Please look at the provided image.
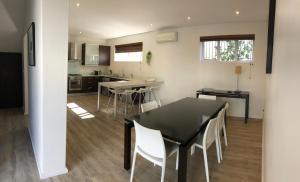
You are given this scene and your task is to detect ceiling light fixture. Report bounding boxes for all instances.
[235,11,240,15]
[79,32,82,34]
[150,24,153,27]
[76,2,80,7]
[187,16,191,20]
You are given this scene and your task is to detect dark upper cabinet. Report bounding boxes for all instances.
[81,43,86,65]
[99,45,110,66]
[81,44,111,66]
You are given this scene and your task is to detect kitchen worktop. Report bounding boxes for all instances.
[69,74,131,80]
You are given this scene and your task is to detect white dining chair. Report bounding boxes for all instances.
[130,121,179,182]
[141,100,160,113]
[191,117,220,182]
[198,94,217,100]
[216,106,228,161]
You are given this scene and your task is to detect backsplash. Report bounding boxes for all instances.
[68,60,109,75]
[68,60,80,74]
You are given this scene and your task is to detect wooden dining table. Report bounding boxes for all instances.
[124,97,226,182]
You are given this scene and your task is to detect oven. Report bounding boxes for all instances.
[69,75,82,91]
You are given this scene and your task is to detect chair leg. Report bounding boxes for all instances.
[218,133,223,161]
[161,162,166,182]
[130,151,137,182]
[176,151,179,170]
[223,125,228,146]
[203,149,210,182]
[125,95,128,115]
[107,93,112,109]
[191,145,195,155]
[215,138,221,164]
[138,93,141,113]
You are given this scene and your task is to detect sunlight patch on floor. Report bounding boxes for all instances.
[67,103,95,119]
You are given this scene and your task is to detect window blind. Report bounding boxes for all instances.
[200,34,255,42]
[115,42,143,53]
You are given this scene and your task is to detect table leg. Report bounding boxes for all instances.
[114,90,117,118]
[124,122,131,170]
[97,84,101,111]
[245,96,249,124]
[178,145,188,182]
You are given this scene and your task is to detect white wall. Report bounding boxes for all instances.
[263,0,300,181]
[107,22,268,119]
[25,0,68,179]
[0,0,26,52]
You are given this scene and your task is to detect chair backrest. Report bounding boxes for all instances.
[137,87,152,94]
[141,100,159,112]
[198,95,217,100]
[202,117,218,149]
[133,120,165,159]
[217,108,226,132]
[225,102,229,110]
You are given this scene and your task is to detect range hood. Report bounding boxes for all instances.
[68,42,80,60]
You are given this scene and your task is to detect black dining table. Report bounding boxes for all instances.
[124,97,226,182]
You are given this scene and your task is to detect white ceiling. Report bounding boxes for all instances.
[69,0,269,39]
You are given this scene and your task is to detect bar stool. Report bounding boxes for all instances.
[107,88,139,115]
[106,88,121,109]
[150,85,162,107]
[120,89,138,115]
[133,87,152,113]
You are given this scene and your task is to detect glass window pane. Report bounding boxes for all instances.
[201,39,254,62]
[237,40,254,61]
[115,52,143,62]
[219,40,236,62]
[203,41,218,60]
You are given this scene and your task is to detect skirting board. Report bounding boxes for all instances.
[39,167,68,179]
[227,116,262,122]
[28,128,68,179]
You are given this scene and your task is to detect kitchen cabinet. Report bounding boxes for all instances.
[68,76,125,94]
[82,44,99,65]
[82,44,111,66]
[82,76,98,92]
[99,45,110,66]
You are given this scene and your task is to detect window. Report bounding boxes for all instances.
[114,42,143,62]
[200,34,255,62]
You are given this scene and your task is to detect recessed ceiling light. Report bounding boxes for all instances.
[187,16,191,20]
[235,11,240,15]
[76,3,80,7]
[79,32,82,34]
[150,24,153,27]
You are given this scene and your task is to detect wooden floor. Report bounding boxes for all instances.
[0,95,262,182]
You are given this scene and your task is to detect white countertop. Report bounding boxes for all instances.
[98,80,164,90]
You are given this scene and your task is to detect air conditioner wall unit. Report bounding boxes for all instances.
[156,31,178,43]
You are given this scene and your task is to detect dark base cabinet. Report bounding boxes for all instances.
[68,76,128,94]
[0,53,23,108]
[82,76,98,92]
